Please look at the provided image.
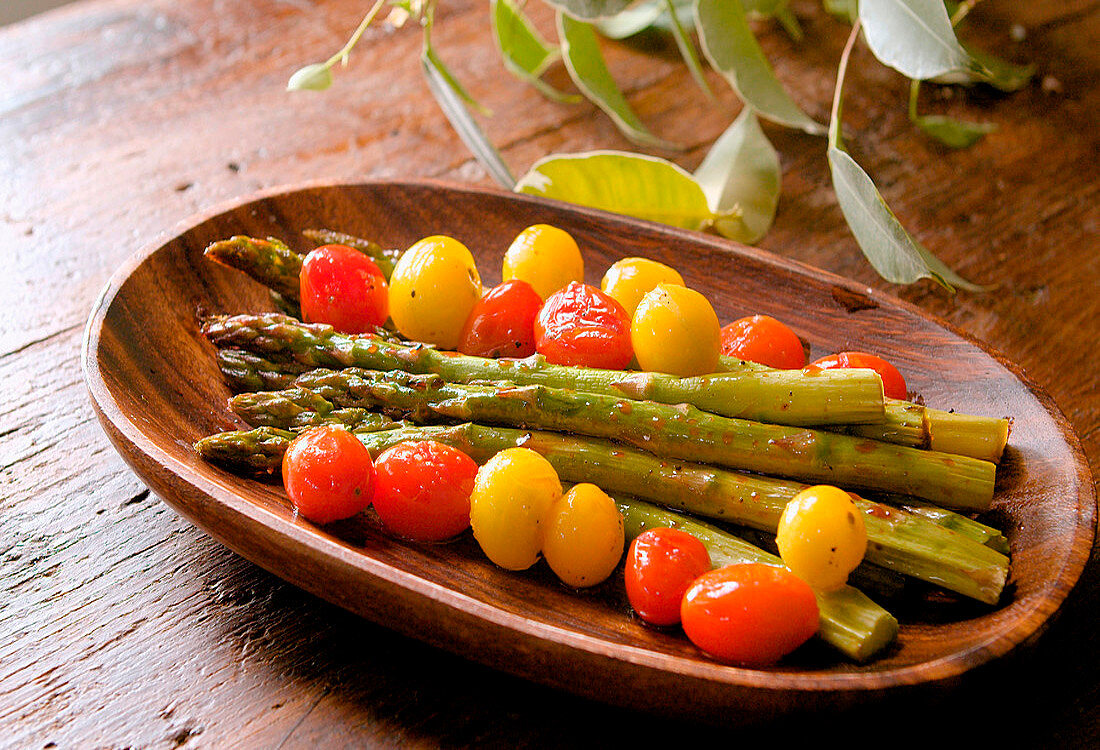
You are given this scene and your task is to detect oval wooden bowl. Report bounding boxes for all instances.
[82,181,1095,723]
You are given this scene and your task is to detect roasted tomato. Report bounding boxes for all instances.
[719,314,806,370]
[372,440,479,543]
[624,528,712,626]
[388,235,482,349]
[542,483,624,588]
[281,425,377,524]
[631,284,721,377]
[808,351,907,400]
[300,244,389,334]
[776,485,867,591]
[534,282,633,370]
[502,224,584,301]
[457,279,543,358]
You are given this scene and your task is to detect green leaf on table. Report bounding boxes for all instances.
[662,0,714,98]
[421,50,516,189]
[694,0,826,134]
[827,146,985,290]
[557,12,680,149]
[515,151,726,230]
[693,108,781,243]
[859,0,973,80]
[914,114,996,149]
[541,0,636,21]
[491,0,580,103]
[287,62,334,92]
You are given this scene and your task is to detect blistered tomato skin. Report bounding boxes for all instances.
[469,448,562,570]
[630,284,721,377]
[281,426,377,525]
[680,564,819,666]
[625,528,712,626]
[600,257,685,318]
[388,235,482,349]
[534,282,634,370]
[776,485,868,591]
[502,224,584,301]
[542,484,625,588]
[300,244,389,334]
[808,351,907,400]
[720,315,806,370]
[457,279,543,358]
[372,441,478,543]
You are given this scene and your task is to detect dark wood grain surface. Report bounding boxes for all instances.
[3,0,1097,747]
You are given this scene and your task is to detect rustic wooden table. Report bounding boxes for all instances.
[3,0,1097,746]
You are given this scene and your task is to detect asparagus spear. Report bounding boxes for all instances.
[615,496,898,662]
[204,236,304,302]
[235,368,996,510]
[202,313,887,427]
[195,422,1009,604]
[216,349,309,392]
[720,355,1010,462]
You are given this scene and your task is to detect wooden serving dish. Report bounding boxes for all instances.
[82,181,1095,723]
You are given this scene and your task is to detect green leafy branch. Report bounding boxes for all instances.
[288,0,1032,291]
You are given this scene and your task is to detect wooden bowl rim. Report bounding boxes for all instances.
[81,178,1098,701]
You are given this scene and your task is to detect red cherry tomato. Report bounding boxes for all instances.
[458,279,543,358]
[372,441,478,542]
[680,563,819,666]
[625,528,712,626]
[300,244,389,334]
[719,315,806,370]
[807,351,907,400]
[282,425,377,524]
[534,281,633,369]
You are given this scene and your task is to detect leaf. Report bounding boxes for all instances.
[933,42,1035,91]
[515,151,722,230]
[694,0,826,134]
[827,145,985,290]
[859,0,973,80]
[662,0,713,98]
[693,108,781,243]
[541,0,636,21]
[914,114,996,149]
[287,63,335,92]
[593,2,666,38]
[557,12,680,149]
[421,50,516,189]
[491,0,580,103]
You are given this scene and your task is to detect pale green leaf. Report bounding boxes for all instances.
[859,0,973,80]
[915,114,996,148]
[693,108,780,243]
[515,151,719,230]
[541,0,635,21]
[827,145,986,291]
[421,51,516,189]
[287,63,334,92]
[557,13,680,149]
[594,2,665,38]
[491,0,580,103]
[694,0,826,134]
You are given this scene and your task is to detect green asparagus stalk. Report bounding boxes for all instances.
[237,368,996,510]
[615,496,898,661]
[895,498,1010,554]
[204,236,304,302]
[202,313,888,427]
[302,228,402,279]
[195,422,1009,604]
[216,349,310,392]
[719,355,1010,462]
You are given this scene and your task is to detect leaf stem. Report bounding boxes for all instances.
[828,19,862,149]
[325,0,388,69]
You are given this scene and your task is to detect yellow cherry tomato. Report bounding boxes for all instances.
[600,257,685,317]
[542,483,625,588]
[388,235,482,349]
[502,224,584,301]
[776,485,868,591]
[629,283,720,376]
[469,448,562,571]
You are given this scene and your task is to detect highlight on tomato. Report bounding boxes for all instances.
[457,279,543,359]
[371,440,479,543]
[624,528,712,626]
[534,281,633,370]
[720,314,806,370]
[281,425,377,525]
[808,351,907,400]
[299,244,389,334]
[680,563,819,667]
